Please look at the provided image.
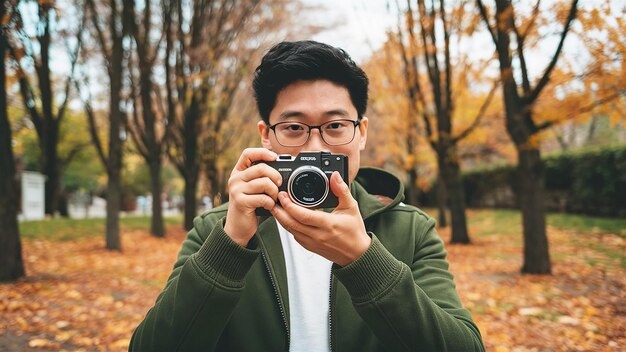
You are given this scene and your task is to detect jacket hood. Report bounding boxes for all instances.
[351,167,405,220]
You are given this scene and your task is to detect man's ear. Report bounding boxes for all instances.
[358,116,368,151]
[257,120,273,149]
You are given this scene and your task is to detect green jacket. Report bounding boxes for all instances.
[130,168,484,351]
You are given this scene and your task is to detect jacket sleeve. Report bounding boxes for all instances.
[332,213,485,351]
[129,212,260,351]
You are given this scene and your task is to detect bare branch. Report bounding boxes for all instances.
[475,0,498,46]
[76,82,108,168]
[535,120,554,132]
[526,0,579,104]
[124,105,149,160]
[573,90,625,116]
[57,9,86,125]
[85,0,112,68]
[552,128,569,151]
[536,89,626,133]
[6,44,43,136]
[511,10,531,95]
[60,142,89,167]
[396,0,434,148]
[165,140,185,178]
[398,1,437,144]
[417,0,440,95]
[453,80,499,143]
[440,0,453,122]
[126,71,150,159]
[521,0,542,39]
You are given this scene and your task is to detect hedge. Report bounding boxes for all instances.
[418,145,626,217]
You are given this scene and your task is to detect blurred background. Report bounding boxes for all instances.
[1,0,624,351]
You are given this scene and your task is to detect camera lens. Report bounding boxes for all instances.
[288,166,329,207]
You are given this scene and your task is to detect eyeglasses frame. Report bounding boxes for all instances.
[267,118,362,147]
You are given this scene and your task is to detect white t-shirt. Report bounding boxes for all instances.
[276,219,332,352]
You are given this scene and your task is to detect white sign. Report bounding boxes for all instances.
[21,171,46,220]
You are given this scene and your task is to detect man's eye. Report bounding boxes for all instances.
[283,124,305,131]
[327,122,346,129]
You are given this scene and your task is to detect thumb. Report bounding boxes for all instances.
[330,171,354,209]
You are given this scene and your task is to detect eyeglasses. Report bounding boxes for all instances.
[267,119,361,147]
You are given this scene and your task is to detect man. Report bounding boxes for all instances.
[130,40,484,351]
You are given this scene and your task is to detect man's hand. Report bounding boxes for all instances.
[270,171,371,266]
[224,148,281,247]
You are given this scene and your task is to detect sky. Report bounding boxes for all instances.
[301,0,620,80]
[25,0,614,111]
[306,0,398,63]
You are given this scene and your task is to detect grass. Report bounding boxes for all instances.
[19,216,183,241]
[423,207,626,269]
[18,210,625,268]
[21,209,625,242]
[423,208,625,237]
[546,213,626,238]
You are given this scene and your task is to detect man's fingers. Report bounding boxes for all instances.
[275,192,323,226]
[239,194,276,211]
[238,163,282,186]
[271,200,318,234]
[234,148,277,172]
[243,177,279,201]
[329,172,355,209]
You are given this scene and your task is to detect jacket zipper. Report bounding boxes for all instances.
[260,250,290,349]
[328,273,335,352]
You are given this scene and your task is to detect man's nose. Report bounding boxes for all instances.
[304,128,328,151]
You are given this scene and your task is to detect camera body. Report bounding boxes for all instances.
[255,151,349,216]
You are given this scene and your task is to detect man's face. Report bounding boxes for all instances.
[257,79,368,183]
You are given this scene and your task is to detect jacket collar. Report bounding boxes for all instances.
[351,167,404,221]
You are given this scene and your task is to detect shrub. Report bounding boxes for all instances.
[418,145,626,217]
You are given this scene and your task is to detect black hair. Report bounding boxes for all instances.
[253,40,369,124]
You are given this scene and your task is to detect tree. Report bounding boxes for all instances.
[0,0,25,282]
[79,0,133,250]
[7,0,85,217]
[161,0,260,230]
[13,108,96,214]
[125,0,167,237]
[396,0,497,243]
[476,0,580,273]
[163,0,308,230]
[362,36,436,209]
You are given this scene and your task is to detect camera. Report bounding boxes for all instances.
[255,151,349,216]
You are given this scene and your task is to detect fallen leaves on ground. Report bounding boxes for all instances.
[1,213,624,351]
[0,227,186,351]
[441,213,625,352]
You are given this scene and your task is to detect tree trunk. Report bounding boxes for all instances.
[1,22,26,281]
[436,173,448,227]
[182,95,201,231]
[518,147,551,274]
[42,136,61,217]
[206,157,220,207]
[183,111,199,231]
[149,157,165,237]
[105,37,124,251]
[183,171,198,231]
[406,167,419,206]
[0,161,25,281]
[58,191,69,217]
[105,162,122,250]
[441,156,470,244]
